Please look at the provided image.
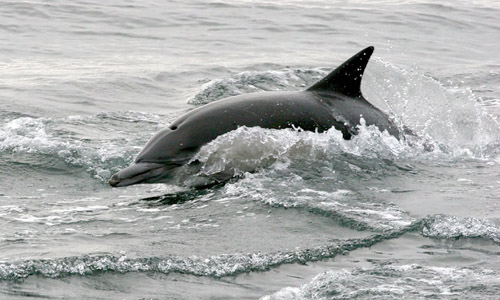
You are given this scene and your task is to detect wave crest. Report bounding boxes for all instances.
[262,264,500,300]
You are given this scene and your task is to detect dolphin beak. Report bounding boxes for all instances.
[109,162,171,187]
[108,175,122,187]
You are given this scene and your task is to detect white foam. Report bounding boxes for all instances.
[422,214,500,243]
[262,264,500,300]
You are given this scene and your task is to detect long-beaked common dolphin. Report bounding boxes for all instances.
[109,46,402,187]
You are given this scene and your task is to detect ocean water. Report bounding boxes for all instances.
[1,0,500,299]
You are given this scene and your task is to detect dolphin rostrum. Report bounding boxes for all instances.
[109,46,402,187]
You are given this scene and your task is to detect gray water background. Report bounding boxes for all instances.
[1,0,500,299]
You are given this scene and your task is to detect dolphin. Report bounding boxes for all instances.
[109,46,402,187]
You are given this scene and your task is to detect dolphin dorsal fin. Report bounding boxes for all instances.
[306,46,374,98]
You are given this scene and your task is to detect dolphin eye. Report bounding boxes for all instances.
[170,125,178,130]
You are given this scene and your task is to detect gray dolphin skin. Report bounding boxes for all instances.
[109,46,401,187]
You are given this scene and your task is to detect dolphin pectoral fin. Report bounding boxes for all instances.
[306,46,374,98]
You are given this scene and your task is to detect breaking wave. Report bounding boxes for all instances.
[0,112,169,181]
[1,213,498,281]
[0,223,420,281]
[262,264,500,300]
[188,67,326,105]
[422,214,500,244]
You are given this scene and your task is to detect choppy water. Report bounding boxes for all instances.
[1,0,500,299]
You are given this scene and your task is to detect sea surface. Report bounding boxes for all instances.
[1,0,500,299]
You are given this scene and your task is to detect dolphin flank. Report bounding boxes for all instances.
[109,46,402,187]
